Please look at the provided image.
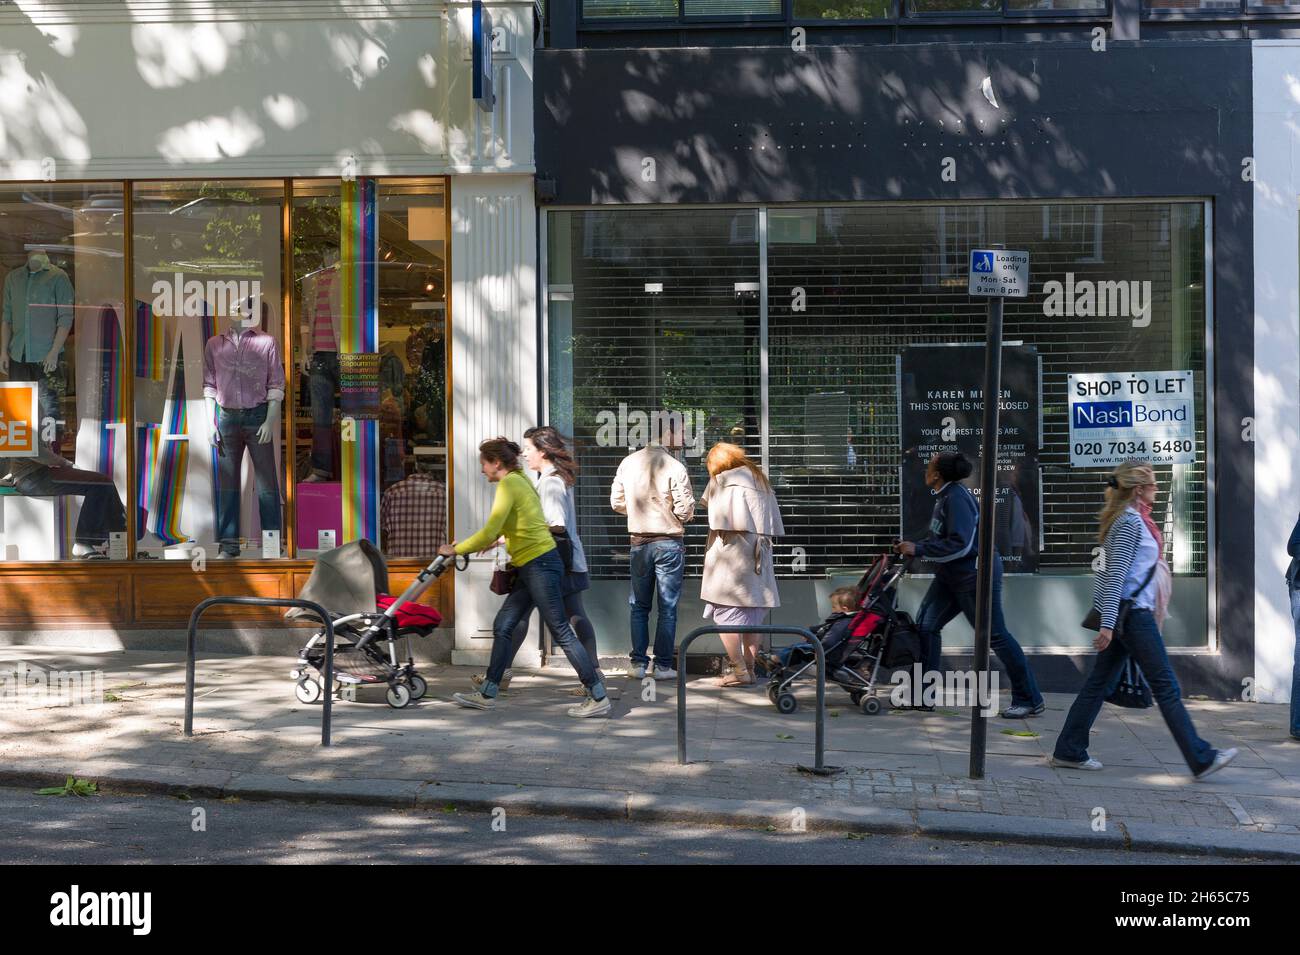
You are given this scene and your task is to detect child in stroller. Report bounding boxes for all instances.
[760,554,920,715]
[757,587,859,673]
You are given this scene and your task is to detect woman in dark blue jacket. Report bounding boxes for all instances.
[895,451,1043,717]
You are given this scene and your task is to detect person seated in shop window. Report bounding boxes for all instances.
[1,442,126,558]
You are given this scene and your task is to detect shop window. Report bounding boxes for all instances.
[548,208,760,579]
[1144,0,1239,9]
[908,0,999,12]
[132,180,286,561]
[582,0,680,17]
[925,206,986,288]
[290,178,448,561]
[684,0,782,13]
[794,0,894,19]
[1042,204,1103,263]
[549,201,1209,651]
[0,183,127,561]
[1006,0,1106,9]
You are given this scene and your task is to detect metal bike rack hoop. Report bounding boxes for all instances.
[676,624,841,776]
[184,597,337,747]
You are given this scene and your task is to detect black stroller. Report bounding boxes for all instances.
[288,540,466,709]
[765,553,920,715]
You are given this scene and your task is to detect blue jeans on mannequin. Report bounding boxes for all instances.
[306,351,338,478]
[215,402,281,557]
[10,359,62,445]
[478,549,605,700]
[916,561,1043,710]
[1053,608,1216,774]
[628,538,685,670]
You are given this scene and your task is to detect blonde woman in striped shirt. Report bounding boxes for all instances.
[1049,461,1236,780]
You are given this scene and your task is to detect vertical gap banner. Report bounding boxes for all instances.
[340,178,379,546]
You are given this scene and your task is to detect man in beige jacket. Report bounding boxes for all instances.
[611,415,696,680]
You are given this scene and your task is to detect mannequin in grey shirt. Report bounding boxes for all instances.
[1,250,74,435]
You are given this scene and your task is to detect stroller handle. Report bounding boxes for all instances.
[354,551,467,650]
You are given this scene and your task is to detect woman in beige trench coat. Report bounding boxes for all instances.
[700,443,785,687]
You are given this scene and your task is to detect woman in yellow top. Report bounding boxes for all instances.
[438,437,609,717]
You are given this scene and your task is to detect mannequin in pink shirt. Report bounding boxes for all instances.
[203,296,284,558]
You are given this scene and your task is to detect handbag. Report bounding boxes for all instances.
[489,547,516,596]
[1105,659,1154,709]
[1082,562,1158,637]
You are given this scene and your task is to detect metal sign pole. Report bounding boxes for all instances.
[964,242,1028,781]
[969,292,1003,780]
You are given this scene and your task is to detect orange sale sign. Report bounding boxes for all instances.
[0,382,39,456]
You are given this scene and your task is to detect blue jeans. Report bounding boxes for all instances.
[1053,609,1216,774]
[14,464,126,546]
[215,403,281,556]
[1290,587,1300,738]
[628,538,685,669]
[307,351,338,478]
[480,548,604,700]
[10,359,61,439]
[916,569,1043,709]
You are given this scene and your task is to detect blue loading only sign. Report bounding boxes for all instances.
[969,249,1030,298]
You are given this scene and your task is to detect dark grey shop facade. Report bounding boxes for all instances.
[532,13,1260,697]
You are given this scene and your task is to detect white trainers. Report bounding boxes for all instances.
[652,666,678,681]
[1194,747,1238,781]
[567,695,611,718]
[629,663,647,679]
[452,691,496,710]
[1047,755,1103,771]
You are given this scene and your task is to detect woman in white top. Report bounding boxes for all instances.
[1050,461,1236,779]
[473,426,603,696]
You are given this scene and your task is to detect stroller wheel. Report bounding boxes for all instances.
[776,693,798,715]
[849,691,863,707]
[861,696,882,716]
[766,684,780,705]
[408,674,428,700]
[294,678,322,705]
[386,684,412,709]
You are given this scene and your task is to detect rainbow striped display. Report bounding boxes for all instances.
[135,300,163,381]
[96,305,124,479]
[143,301,214,548]
[136,423,160,540]
[200,309,219,541]
[339,178,379,546]
[148,357,190,546]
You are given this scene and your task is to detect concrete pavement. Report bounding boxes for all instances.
[1,646,1298,860]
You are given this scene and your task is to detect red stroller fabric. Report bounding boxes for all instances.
[376,594,443,631]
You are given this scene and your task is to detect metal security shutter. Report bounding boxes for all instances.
[550,209,761,577]
[767,201,1206,578]
[551,201,1207,582]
